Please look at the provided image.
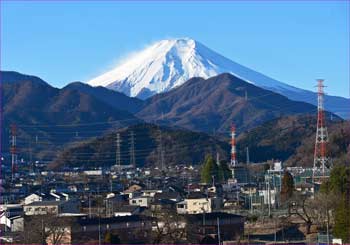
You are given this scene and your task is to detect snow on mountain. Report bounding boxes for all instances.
[88,38,296,98]
[87,38,349,118]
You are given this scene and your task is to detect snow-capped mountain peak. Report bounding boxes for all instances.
[87,37,293,99]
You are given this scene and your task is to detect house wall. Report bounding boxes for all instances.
[24,194,42,205]
[129,197,151,207]
[24,205,59,216]
[186,198,212,214]
[12,217,24,232]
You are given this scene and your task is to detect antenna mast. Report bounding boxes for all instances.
[313,79,330,181]
[230,124,237,167]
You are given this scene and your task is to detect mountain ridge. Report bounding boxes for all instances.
[86,38,349,118]
[137,73,320,134]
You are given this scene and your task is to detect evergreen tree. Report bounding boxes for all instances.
[333,196,350,242]
[201,155,233,183]
[219,161,232,181]
[321,165,350,242]
[328,165,348,194]
[280,171,294,203]
[201,155,219,184]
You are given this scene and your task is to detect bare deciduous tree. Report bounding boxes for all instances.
[22,215,72,244]
[151,208,186,244]
[288,192,338,234]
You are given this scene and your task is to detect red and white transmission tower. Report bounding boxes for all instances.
[230,124,237,167]
[313,79,329,180]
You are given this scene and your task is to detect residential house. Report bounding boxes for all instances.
[129,196,152,208]
[23,200,79,216]
[176,193,221,214]
[114,205,141,217]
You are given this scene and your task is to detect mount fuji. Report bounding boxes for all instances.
[88,38,349,118]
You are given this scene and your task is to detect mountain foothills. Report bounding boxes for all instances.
[0,68,346,169]
[51,116,348,169]
[49,124,230,169]
[236,115,349,166]
[64,82,144,113]
[1,71,141,160]
[88,38,349,119]
[137,73,318,134]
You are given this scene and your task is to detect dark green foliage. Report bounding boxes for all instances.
[321,165,350,242]
[280,171,294,203]
[328,165,349,194]
[320,165,349,195]
[201,155,219,184]
[201,155,232,183]
[333,196,350,242]
[219,161,232,181]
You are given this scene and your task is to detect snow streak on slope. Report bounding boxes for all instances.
[88,38,299,99]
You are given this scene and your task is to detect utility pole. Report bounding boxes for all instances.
[267,176,271,216]
[129,131,136,168]
[88,193,92,218]
[216,152,220,166]
[201,206,206,236]
[10,124,17,182]
[158,129,165,171]
[116,133,121,169]
[246,147,250,164]
[245,90,248,101]
[217,217,221,245]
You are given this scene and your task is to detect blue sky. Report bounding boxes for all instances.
[1,1,349,97]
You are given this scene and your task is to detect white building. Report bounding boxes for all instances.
[129,196,152,207]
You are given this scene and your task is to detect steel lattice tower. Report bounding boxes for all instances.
[313,79,329,180]
[230,124,237,167]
